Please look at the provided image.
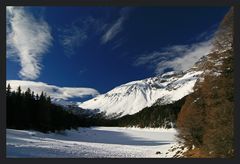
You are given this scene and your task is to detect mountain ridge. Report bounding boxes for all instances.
[78,68,204,118]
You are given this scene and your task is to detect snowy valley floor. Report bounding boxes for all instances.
[7,127,184,158]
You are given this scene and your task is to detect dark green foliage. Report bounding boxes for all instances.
[7,86,80,133]
[114,96,187,128]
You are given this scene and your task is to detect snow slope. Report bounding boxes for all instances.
[79,71,203,117]
[7,127,184,158]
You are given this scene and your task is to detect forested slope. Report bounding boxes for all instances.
[177,8,234,158]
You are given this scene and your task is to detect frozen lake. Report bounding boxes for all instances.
[7,127,182,158]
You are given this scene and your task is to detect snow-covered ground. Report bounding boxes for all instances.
[7,127,184,158]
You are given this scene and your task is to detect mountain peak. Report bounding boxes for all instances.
[79,68,203,118]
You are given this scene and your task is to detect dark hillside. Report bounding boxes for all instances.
[114,96,186,128]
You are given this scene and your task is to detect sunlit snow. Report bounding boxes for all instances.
[7,127,183,158]
[79,71,203,117]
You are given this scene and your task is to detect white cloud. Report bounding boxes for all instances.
[59,8,132,52]
[134,38,214,75]
[59,17,106,56]
[101,17,125,44]
[7,80,100,101]
[101,8,131,44]
[7,7,52,80]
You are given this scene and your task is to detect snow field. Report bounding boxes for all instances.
[7,127,183,158]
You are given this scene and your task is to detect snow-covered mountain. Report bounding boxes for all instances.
[53,99,77,107]
[52,99,101,117]
[79,69,203,118]
[79,7,233,119]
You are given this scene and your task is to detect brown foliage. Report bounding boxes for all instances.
[177,91,206,147]
[213,8,233,51]
[177,49,234,158]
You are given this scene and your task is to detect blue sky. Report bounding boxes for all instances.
[6,6,229,101]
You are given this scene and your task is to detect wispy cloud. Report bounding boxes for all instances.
[111,37,127,50]
[101,7,131,44]
[59,17,106,56]
[194,24,218,42]
[7,7,52,80]
[59,8,132,54]
[7,80,100,101]
[134,38,214,75]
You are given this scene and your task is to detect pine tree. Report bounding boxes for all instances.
[6,84,11,97]
[16,86,21,96]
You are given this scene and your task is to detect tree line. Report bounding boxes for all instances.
[113,96,186,128]
[176,8,234,158]
[6,85,83,133]
[6,84,123,132]
[177,50,234,158]
[6,83,186,132]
